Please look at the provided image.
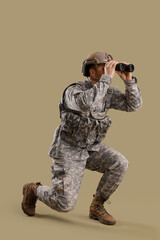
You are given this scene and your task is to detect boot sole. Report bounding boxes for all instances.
[21,184,35,216]
[89,214,116,225]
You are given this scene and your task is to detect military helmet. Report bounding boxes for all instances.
[82,52,113,77]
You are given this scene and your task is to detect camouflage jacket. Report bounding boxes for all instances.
[48,74,142,160]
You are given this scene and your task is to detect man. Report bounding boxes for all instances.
[21,52,142,225]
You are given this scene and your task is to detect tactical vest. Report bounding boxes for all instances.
[58,81,113,148]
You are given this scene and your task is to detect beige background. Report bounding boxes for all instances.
[1,0,160,239]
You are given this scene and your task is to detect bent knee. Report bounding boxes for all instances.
[109,154,129,173]
[50,196,76,213]
[60,204,75,213]
[119,155,129,172]
[58,198,76,213]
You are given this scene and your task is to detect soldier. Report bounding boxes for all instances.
[21,52,142,225]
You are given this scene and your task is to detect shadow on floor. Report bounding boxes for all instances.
[35,212,159,240]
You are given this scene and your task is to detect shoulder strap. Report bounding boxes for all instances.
[59,82,82,118]
[61,83,77,104]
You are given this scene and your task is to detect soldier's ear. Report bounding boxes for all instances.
[89,68,96,78]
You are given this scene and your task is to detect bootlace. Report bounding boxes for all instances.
[106,200,111,204]
[98,204,109,216]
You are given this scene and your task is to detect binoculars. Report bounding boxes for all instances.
[115,63,134,72]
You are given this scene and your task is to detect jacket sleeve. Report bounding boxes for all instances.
[64,74,112,112]
[109,77,143,112]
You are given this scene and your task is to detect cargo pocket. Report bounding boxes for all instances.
[96,117,112,142]
[51,164,66,195]
[60,113,80,146]
[75,117,91,143]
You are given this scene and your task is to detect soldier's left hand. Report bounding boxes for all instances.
[115,62,132,81]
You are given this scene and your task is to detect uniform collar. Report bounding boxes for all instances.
[86,78,94,86]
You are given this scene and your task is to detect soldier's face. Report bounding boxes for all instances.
[90,63,105,81]
[95,64,105,78]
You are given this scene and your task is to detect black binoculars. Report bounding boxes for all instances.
[115,63,134,72]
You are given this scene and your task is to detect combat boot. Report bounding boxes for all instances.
[21,182,42,216]
[89,194,116,225]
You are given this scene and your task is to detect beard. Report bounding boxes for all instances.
[91,72,102,82]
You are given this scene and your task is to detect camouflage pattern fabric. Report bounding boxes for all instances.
[37,142,128,212]
[37,74,142,212]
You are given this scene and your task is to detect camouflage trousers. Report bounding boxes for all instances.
[37,142,129,212]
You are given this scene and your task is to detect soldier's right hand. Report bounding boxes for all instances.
[104,60,118,78]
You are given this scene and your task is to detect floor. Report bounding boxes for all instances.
[2,190,159,240]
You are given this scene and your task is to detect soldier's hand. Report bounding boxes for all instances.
[115,62,132,81]
[104,60,119,78]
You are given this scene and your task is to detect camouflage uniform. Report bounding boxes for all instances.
[37,74,142,212]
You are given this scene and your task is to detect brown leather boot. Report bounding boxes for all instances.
[21,182,42,216]
[89,194,116,225]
